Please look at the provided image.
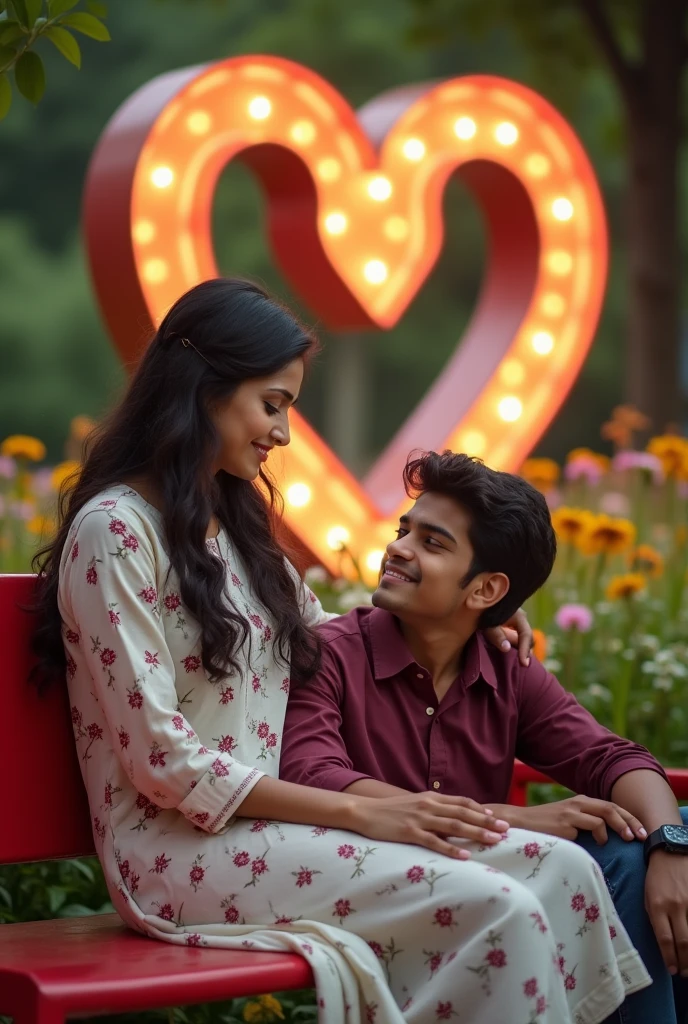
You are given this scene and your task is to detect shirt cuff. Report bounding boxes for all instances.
[178,760,265,833]
[600,759,669,800]
[309,768,375,793]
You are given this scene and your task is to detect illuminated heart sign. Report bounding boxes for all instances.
[84,55,607,583]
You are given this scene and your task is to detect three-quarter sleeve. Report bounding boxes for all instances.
[62,506,264,832]
[516,657,667,799]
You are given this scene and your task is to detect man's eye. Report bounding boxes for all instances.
[264,402,279,416]
[394,528,407,538]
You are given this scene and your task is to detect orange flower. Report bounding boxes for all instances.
[629,544,664,579]
[646,434,688,479]
[531,629,547,662]
[601,405,650,451]
[605,573,646,600]
[579,514,636,556]
[551,507,595,546]
[520,458,560,491]
[1,434,46,461]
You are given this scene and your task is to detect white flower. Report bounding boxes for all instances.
[336,588,373,611]
[638,634,660,652]
[621,649,635,661]
[641,660,659,675]
[607,638,623,653]
[587,684,611,702]
[543,658,562,673]
[653,677,674,692]
[304,566,329,586]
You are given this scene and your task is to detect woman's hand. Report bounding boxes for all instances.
[350,792,510,860]
[483,607,533,667]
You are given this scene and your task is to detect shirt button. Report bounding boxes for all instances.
[425,707,434,716]
[416,673,424,680]
[433,781,441,790]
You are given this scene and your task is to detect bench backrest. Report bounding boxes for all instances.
[0,574,95,864]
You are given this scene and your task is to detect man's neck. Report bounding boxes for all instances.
[398,617,477,702]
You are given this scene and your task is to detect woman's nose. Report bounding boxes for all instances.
[271,417,290,446]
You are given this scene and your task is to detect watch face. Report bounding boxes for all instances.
[661,824,688,847]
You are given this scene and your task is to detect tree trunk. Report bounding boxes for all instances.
[623,2,686,431]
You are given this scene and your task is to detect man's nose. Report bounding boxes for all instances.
[386,535,413,559]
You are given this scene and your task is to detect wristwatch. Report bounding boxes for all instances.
[643,824,688,865]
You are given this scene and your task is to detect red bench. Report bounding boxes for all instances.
[2,573,687,1023]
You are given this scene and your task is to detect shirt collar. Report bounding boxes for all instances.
[367,607,499,690]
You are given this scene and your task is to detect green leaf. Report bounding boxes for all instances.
[85,0,106,16]
[0,44,16,66]
[48,0,79,14]
[47,885,68,913]
[0,70,11,118]
[0,883,12,908]
[65,858,95,882]
[0,20,25,44]
[14,49,44,102]
[24,0,41,27]
[60,10,108,40]
[45,24,79,66]
[8,0,28,28]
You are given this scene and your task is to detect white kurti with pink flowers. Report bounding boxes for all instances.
[58,487,650,1024]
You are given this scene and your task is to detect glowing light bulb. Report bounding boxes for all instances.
[248,95,272,120]
[286,483,312,507]
[150,166,174,189]
[525,153,550,178]
[499,359,525,386]
[366,549,385,573]
[142,258,168,283]
[317,157,341,182]
[402,137,426,161]
[546,250,573,275]
[532,331,555,355]
[494,121,519,146]
[363,259,388,284]
[324,212,348,235]
[552,197,574,221]
[541,292,565,317]
[498,396,523,422]
[459,430,486,456]
[384,216,408,242]
[133,219,156,245]
[454,116,476,140]
[186,111,212,135]
[367,176,392,201]
[290,119,316,145]
[327,526,350,551]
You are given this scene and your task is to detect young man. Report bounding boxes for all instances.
[281,451,688,1024]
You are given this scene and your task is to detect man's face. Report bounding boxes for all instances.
[372,491,508,625]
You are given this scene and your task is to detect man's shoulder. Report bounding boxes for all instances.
[317,605,373,648]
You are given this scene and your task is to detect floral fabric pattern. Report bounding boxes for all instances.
[58,487,650,1024]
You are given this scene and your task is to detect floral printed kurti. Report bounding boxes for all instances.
[58,487,650,1024]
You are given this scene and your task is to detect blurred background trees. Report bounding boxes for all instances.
[0,0,686,472]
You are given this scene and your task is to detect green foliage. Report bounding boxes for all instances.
[0,0,108,117]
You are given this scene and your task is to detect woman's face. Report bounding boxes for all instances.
[211,358,304,480]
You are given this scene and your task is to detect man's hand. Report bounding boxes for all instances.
[483,607,532,667]
[645,852,688,977]
[490,796,647,844]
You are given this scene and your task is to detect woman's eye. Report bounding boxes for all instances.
[264,402,279,416]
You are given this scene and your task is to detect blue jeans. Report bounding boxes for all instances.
[576,805,688,1024]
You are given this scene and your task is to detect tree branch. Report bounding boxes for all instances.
[576,0,642,104]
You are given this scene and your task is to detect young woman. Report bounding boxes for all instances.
[33,279,649,1024]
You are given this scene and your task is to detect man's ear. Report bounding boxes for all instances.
[465,572,510,614]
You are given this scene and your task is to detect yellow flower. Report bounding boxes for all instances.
[258,995,284,1019]
[550,507,595,545]
[605,573,647,600]
[243,996,284,1023]
[520,458,560,490]
[1,434,46,462]
[579,514,636,556]
[566,448,610,471]
[51,460,81,492]
[531,628,547,662]
[630,544,664,578]
[646,434,688,478]
[70,415,97,442]
[26,514,56,538]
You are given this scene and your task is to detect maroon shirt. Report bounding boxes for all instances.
[280,606,665,802]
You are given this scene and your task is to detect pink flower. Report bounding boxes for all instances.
[536,995,547,1015]
[148,744,168,768]
[172,715,185,731]
[100,647,116,666]
[224,904,239,923]
[564,455,604,485]
[612,450,664,484]
[436,1003,455,1021]
[87,722,103,741]
[368,941,384,958]
[65,629,80,645]
[249,614,264,629]
[434,907,455,928]
[127,688,143,710]
[144,650,160,668]
[182,654,201,673]
[157,903,174,921]
[407,865,425,883]
[266,732,278,749]
[609,925,617,939]
[523,842,541,858]
[109,518,127,535]
[564,973,577,990]
[337,844,356,859]
[250,820,269,832]
[571,893,586,912]
[217,735,236,753]
[294,868,314,887]
[186,933,202,947]
[233,851,250,867]
[252,675,262,693]
[108,610,120,626]
[264,626,272,641]
[219,686,234,704]
[138,586,157,604]
[599,491,631,516]
[554,603,593,633]
[486,948,507,968]
[129,872,140,894]
[523,978,538,998]
[334,898,352,918]
[281,678,290,694]
[211,758,229,778]
[585,903,600,923]
[530,911,548,933]
[71,541,79,561]
[66,652,77,678]
[256,721,269,739]
[119,859,130,879]
[251,857,268,876]
[189,865,205,885]
[123,533,138,552]
[194,812,209,825]
[152,853,171,874]
[71,706,82,727]
[86,565,98,585]
[164,593,181,611]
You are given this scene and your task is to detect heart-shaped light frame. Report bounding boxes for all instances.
[84,55,607,583]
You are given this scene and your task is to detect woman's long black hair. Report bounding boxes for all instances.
[32,277,321,687]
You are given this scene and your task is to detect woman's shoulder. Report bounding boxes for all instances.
[67,485,166,559]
